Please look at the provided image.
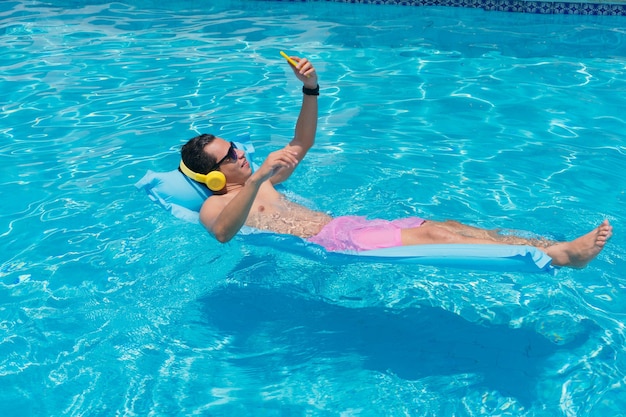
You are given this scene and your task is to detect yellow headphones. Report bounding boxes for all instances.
[179,160,226,192]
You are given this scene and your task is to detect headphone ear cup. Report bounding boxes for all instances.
[205,171,226,191]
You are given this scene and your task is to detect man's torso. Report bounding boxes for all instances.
[210,182,332,238]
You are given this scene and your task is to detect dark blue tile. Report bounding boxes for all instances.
[322,0,626,15]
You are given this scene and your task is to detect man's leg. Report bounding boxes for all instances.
[433,220,554,247]
[400,221,506,246]
[400,220,613,269]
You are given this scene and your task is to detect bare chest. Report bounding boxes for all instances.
[245,186,331,238]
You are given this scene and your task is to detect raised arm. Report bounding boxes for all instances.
[199,56,318,242]
[270,56,319,185]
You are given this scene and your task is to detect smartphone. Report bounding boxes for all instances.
[280,51,298,67]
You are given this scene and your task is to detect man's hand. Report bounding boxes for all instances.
[251,148,299,185]
[288,56,318,89]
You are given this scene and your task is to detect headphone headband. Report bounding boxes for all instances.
[179,160,226,191]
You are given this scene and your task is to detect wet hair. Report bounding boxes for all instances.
[180,133,217,174]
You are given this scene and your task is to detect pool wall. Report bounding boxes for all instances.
[267,0,626,15]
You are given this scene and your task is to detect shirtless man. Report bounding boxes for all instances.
[180,56,612,269]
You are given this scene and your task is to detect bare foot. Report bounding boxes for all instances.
[545,220,613,268]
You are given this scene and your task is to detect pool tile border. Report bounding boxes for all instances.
[269,0,626,15]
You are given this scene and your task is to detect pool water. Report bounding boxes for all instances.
[2,0,625,415]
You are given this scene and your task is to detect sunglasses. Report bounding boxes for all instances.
[210,141,238,171]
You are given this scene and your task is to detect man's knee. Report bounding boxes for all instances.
[442,220,462,228]
[414,223,457,243]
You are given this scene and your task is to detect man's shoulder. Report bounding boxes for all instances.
[198,193,230,228]
[202,192,231,208]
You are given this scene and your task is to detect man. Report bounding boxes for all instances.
[180,56,612,269]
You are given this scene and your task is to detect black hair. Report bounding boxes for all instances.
[180,133,217,174]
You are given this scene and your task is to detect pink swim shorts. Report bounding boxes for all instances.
[307,216,426,252]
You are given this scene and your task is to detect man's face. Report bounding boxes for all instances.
[204,137,251,183]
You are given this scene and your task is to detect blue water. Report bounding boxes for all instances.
[2,0,625,415]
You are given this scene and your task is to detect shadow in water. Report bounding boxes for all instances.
[199,285,596,406]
